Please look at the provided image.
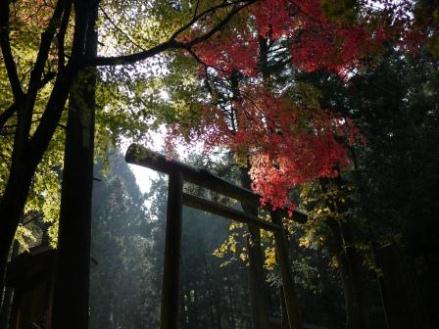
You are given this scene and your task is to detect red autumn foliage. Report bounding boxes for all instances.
[192,88,362,211]
[170,0,422,211]
[194,0,403,76]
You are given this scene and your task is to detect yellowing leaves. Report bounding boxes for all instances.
[264,246,277,270]
[15,224,37,252]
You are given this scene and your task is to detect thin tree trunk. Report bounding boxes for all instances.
[0,240,19,329]
[280,289,288,329]
[327,219,366,329]
[240,167,271,329]
[226,283,236,327]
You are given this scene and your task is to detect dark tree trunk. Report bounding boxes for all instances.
[0,287,13,329]
[0,240,19,329]
[280,288,289,329]
[0,2,83,308]
[227,283,237,327]
[376,245,433,329]
[51,8,97,327]
[240,167,271,329]
[327,219,367,329]
[271,210,302,329]
[319,176,368,329]
[0,159,35,309]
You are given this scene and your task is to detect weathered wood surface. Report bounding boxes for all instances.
[160,173,183,329]
[182,193,281,232]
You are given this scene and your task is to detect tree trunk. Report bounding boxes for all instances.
[376,245,433,329]
[51,9,97,328]
[240,167,271,329]
[327,219,367,329]
[0,240,19,329]
[0,2,85,308]
[0,161,35,309]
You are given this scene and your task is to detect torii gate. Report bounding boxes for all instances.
[125,143,305,329]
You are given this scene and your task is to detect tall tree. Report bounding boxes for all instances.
[0,0,259,306]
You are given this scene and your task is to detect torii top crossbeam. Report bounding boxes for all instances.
[125,143,307,226]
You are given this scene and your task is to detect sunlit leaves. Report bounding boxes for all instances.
[15,224,38,252]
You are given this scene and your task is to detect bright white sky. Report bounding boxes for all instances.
[119,128,165,194]
[120,126,205,195]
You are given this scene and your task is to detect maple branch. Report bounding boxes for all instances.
[27,0,68,101]
[184,47,207,67]
[0,0,24,100]
[0,104,17,133]
[88,39,182,66]
[0,71,56,134]
[192,0,201,21]
[28,0,95,166]
[57,1,72,70]
[99,5,146,51]
[185,47,216,96]
[185,1,257,48]
[170,0,251,40]
[89,0,258,66]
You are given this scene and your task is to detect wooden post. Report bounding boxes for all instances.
[160,172,183,329]
[272,211,302,329]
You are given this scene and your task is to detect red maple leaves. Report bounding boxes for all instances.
[193,88,361,211]
[169,0,419,211]
[193,0,398,76]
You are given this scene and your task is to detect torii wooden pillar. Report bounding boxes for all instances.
[126,144,304,329]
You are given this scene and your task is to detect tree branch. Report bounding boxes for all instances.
[57,2,72,70]
[89,0,258,67]
[28,0,94,166]
[0,103,17,133]
[0,0,24,99]
[26,0,68,105]
[99,5,146,52]
[184,47,215,95]
[192,0,201,21]
[186,1,255,48]
[170,0,252,41]
[0,71,56,134]
[88,39,181,66]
